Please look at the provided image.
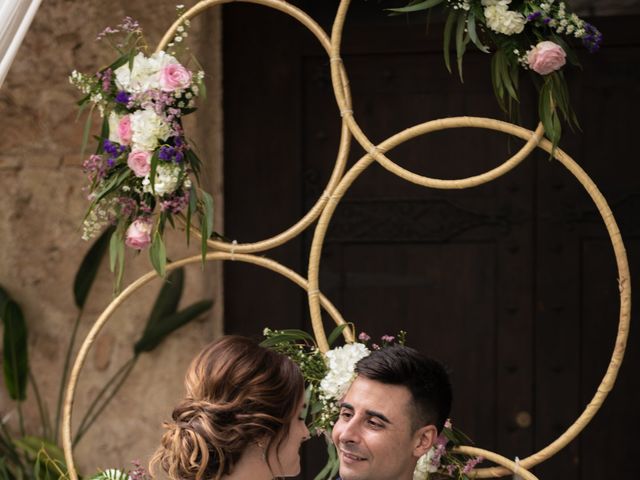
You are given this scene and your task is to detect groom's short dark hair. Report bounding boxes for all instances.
[355,345,452,433]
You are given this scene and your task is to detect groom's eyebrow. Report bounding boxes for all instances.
[365,409,391,424]
[339,402,392,424]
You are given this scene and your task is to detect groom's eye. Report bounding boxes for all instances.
[367,419,384,429]
[339,409,353,420]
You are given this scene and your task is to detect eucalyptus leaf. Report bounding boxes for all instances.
[443,10,458,74]
[327,323,352,347]
[74,226,114,308]
[134,300,213,354]
[96,116,109,155]
[466,11,489,54]
[1,300,28,401]
[202,190,214,240]
[149,150,160,193]
[80,107,94,159]
[149,232,167,277]
[386,0,444,14]
[455,11,468,82]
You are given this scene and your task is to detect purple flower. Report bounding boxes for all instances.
[116,91,130,104]
[526,11,542,21]
[582,23,603,53]
[371,343,380,350]
[543,17,551,25]
[96,26,118,41]
[381,334,395,343]
[462,456,484,474]
[160,190,190,213]
[358,332,371,342]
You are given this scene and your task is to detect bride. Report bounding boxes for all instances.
[150,335,310,480]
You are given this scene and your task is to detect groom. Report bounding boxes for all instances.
[332,345,452,480]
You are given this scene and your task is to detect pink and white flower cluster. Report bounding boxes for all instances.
[72,30,206,251]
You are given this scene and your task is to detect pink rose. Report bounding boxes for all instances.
[118,115,132,145]
[127,150,151,177]
[125,218,153,249]
[527,41,566,75]
[160,63,192,91]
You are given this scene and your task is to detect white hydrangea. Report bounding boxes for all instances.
[130,108,171,151]
[143,163,181,196]
[483,2,526,36]
[413,450,439,480]
[320,343,370,400]
[114,51,181,93]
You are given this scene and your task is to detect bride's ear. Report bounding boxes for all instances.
[413,425,438,458]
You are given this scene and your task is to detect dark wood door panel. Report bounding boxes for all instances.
[224,4,640,478]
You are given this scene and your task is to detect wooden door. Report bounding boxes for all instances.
[223,3,640,478]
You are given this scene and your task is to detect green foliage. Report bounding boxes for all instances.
[74,226,114,308]
[1,230,213,479]
[1,300,28,401]
[388,0,598,148]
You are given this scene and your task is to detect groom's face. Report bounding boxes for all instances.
[332,376,435,480]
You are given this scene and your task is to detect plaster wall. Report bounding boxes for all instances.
[0,0,223,474]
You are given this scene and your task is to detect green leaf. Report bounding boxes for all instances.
[186,185,198,245]
[455,11,468,82]
[96,116,109,155]
[443,10,458,74]
[133,300,213,354]
[202,190,214,240]
[80,106,94,159]
[142,268,184,339]
[327,323,352,347]
[260,329,317,347]
[87,167,131,211]
[109,226,126,294]
[149,232,167,277]
[74,226,114,308]
[2,300,28,401]
[0,286,9,314]
[466,11,489,54]
[149,150,160,194]
[386,0,444,13]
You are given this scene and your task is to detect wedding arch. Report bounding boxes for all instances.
[62,1,631,479]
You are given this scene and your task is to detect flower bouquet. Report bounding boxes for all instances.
[70,12,213,290]
[390,0,603,149]
[262,328,483,480]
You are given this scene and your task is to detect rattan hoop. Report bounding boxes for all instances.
[61,0,630,478]
[61,252,351,480]
[158,0,354,255]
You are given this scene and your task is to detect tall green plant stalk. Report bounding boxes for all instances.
[73,356,137,445]
[28,370,51,441]
[53,309,84,443]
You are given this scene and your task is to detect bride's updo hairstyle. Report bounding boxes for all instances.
[150,335,304,480]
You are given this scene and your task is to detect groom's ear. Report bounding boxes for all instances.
[412,425,438,458]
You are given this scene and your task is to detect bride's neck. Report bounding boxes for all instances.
[222,444,273,480]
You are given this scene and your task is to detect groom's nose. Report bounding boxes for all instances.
[337,417,361,444]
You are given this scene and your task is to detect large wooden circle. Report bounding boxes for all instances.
[61,253,351,480]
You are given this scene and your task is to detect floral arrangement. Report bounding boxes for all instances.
[70,11,213,289]
[89,461,149,480]
[262,327,483,480]
[390,0,603,149]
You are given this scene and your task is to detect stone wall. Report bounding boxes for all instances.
[0,0,223,474]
